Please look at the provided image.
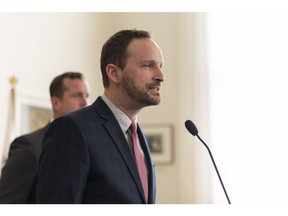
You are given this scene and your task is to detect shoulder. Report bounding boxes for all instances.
[58,97,107,123]
[10,124,49,156]
[14,125,48,144]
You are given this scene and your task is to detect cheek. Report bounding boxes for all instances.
[130,73,146,85]
[69,100,79,107]
[62,100,75,109]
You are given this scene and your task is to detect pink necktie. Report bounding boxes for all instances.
[131,120,148,203]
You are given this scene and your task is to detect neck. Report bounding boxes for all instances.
[103,92,141,120]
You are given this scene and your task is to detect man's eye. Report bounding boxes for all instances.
[72,93,81,98]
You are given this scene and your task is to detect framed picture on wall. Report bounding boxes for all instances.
[141,124,173,164]
[16,95,52,135]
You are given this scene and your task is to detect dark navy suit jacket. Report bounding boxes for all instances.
[37,97,156,204]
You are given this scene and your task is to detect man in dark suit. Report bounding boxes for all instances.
[37,29,165,204]
[0,72,90,203]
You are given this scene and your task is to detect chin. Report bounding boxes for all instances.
[147,98,161,106]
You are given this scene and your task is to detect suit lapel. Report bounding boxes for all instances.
[93,97,147,203]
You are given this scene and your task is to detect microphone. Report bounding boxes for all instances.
[185,120,231,204]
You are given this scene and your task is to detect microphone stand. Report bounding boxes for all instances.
[196,134,231,204]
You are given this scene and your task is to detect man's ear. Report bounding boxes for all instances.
[106,64,121,84]
[51,96,60,110]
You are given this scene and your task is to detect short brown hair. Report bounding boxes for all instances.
[49,72,85,99]
[100,29,151,88]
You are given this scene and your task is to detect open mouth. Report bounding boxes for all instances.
[148,86,160,94]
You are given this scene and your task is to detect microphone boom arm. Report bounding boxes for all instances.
[196,134,231,204]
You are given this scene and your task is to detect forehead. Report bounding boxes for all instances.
[126,38,163,61]
[63,78,86,90]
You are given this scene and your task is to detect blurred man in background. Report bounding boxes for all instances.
[0,72,90,203]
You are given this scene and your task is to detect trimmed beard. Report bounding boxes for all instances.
[122,74,160,106]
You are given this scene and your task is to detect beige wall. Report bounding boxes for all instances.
[0,12,208,204]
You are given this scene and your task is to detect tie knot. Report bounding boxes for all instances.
[131,120,137,134]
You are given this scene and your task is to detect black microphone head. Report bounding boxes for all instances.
[185,120,199,136]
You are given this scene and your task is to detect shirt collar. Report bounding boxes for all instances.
[101,95,137,132]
